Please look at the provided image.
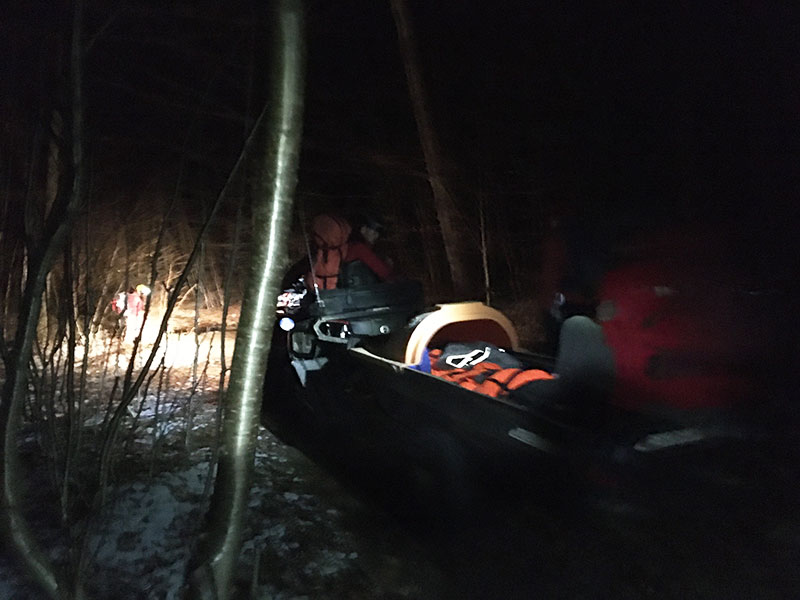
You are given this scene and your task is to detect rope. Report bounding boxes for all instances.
[297,198,323,306]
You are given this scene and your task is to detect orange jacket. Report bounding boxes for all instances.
[307,215,351,290]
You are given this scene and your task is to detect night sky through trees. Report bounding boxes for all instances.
[5,1,798,231]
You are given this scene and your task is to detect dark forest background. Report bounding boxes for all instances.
[4,1,797,332]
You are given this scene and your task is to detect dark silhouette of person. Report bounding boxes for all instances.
[345,215,394,282]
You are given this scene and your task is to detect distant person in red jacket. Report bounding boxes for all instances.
[123,286,145,341]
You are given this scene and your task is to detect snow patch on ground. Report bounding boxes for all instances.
[86,464,209,599]
[0,396,441,599]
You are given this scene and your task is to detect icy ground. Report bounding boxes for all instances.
[0,390,447,599]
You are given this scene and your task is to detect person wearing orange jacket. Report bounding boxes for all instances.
[306,214,394,290]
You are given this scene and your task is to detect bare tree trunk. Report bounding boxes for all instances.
[478,191,491,305]
[184,1,306,598]
[0,1,88,598]
[390,0,472,299]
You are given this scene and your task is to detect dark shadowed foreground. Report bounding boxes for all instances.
[1,337,798,599]
[263,391,800,600]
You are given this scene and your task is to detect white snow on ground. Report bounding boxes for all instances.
[0,397,442,600]
[86,464,209,599]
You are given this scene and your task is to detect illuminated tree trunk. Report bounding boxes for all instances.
[390,0,472,299]
[184,1,306,598]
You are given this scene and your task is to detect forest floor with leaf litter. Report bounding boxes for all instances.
[0,325,449,599]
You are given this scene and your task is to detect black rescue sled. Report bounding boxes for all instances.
[262,267,797,521]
